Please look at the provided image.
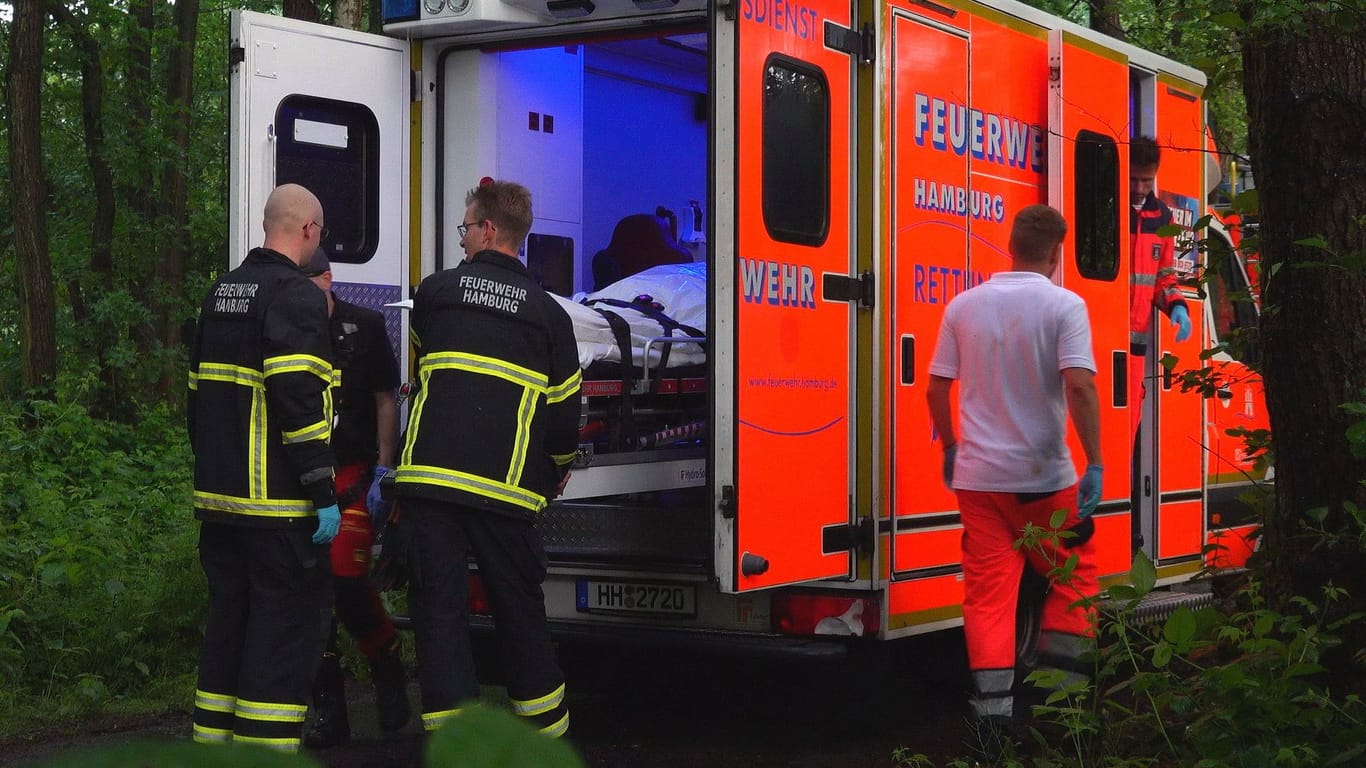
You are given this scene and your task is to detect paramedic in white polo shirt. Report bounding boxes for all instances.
[925,203,1103,760]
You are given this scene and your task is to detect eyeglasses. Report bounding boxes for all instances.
[457,220,485,239]
[308,221,331,241]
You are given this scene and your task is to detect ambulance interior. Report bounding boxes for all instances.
[438,31,713,568]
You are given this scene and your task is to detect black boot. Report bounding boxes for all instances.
[371,637,412,734]
[304,652,351,749]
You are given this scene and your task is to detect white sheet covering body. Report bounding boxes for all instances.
[551,262,707,370]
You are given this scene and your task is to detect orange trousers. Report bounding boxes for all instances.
[958,487,1099,672]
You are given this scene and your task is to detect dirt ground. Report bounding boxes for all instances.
[0,633,974,768]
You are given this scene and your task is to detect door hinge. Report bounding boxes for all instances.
[229,42,245,73]
[822,517,873,555]
[823,21,875,65]
[720,484,736,520]
[822,271,876,309]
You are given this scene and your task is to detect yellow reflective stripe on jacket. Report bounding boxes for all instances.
[421,707,463,732]
[506,388,537,487]
[195,689,238,714]
[282,420,329,444]
[511,683,565,717]
[397,465,544,512]
[195,362,265,389]
[188,370,198,391]
[263,353,331,382]
[546,369,581,404]
[398,373,432,468]
[422,351,549,392]
[236,698,308,723]
[194,490,314,517]
[249,388,267,498]
[551,451,577,466]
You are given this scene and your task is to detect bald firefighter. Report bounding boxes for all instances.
[187,184,338,752]
[394,179,580,738]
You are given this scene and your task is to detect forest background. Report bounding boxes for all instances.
[1,1,1362,763]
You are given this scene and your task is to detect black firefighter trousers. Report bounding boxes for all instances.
[193,522,331,751]
[403,499,569,737]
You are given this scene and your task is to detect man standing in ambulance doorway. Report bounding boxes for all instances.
[926,204,1103,760]
[187,183,339,752]
[393,179,581,739]
[1129,135,1192,447]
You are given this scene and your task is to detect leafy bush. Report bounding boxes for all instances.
[0,375,201,735]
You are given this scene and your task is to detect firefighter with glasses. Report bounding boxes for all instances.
[394,179,581,738]
[187,183,338,752]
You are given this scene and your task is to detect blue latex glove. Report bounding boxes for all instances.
[1077,465,1104,520]
[313,504,341,544]
[942,444,958,488]
[1170,304,1192,342]
[367,466,393,528]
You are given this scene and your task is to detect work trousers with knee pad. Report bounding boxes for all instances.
[957,487,1099,720]
[404,500,568,738]
[193,522,331,751]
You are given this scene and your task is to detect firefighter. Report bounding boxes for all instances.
[1129,135,1192,442]
[187,183,338,752]
[926,204,1103,760]
[393,179,580,738]
[299,249,412,747]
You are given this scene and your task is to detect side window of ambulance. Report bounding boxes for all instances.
[762,55,829,247]
[1072,130,1120,280]
[275,95,381,265]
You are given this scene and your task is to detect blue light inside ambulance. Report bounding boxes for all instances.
[381,0,420,22]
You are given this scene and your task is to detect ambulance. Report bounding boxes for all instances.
[228,0,1268,654]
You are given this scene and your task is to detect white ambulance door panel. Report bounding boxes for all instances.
[712,0,857,592]
[1047,30,1132,578]
[229,10,410,369]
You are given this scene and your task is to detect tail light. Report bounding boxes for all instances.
[771,593,879,637]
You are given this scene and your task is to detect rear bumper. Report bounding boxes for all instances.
[394,613,850,659]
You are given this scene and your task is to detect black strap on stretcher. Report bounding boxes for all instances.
[586,294,704,451]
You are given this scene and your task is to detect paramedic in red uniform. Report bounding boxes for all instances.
[187,183,338,752]
[1129,135,1192,443]
[299,249,411,747]
[394,179,580,738]
[926,204,1103,759]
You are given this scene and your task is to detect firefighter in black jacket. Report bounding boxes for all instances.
[187,183,339,753]
[394,179,581,738]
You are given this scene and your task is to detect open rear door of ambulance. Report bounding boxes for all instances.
[712,0,859,592]
[229,10,410,365]
[1047,30,1133,579]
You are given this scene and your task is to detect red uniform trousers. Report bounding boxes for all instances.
[330,463,396,658]
[958,486,1099,720]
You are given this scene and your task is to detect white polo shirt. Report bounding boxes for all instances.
[928,271,1096,493]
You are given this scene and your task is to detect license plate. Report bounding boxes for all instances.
[576,580,697,616]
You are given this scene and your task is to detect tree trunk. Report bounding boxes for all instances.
[1089,0,1126,42]
[155,0,202,398]
[283,0,322,23]
[126,0,157,223]
[6,0,58,392]
[48,5,116,314]
[336,0,364,30]
[1241,5,1366,684]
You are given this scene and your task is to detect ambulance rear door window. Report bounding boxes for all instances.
[1073,129,1119,281]
[761,55,829,247]
[275,94,381,265]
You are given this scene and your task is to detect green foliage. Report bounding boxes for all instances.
[0,375,201,736]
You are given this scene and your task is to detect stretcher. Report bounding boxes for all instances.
[550,263,709,501]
